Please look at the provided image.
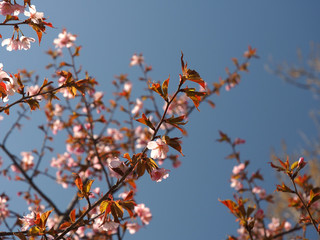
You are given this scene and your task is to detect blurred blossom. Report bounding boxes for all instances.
[107,128,124,141]
[53,29,76,48]
[230,178,243,191]
[123,81,132,93]
[130,53,144,66]
[134,204,152,225]
[131,98,143,115]
[150,168,170,182]
[232,163,245,175]
[126,223,141,234]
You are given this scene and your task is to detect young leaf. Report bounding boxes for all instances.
[162,135,184,156]
[135,113,155,130]
[25,99,40,111]
[162,76,170,101]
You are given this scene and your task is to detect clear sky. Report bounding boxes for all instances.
[1,1,320,239]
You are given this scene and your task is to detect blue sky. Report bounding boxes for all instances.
[1,1,320,239]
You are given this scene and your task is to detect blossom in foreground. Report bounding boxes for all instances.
[150,168,170,182]
[2,38,20,51]
[1,36,35,51]
[24,5,44,24]
[0,2,24,16]
[20,36,36,50]
[20,212,36,231]
[147,139,169,160]
[53,29,77,48]
[129,53,144,66]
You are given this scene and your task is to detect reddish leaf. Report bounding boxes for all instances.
[162,76,170,100]
[59,221,72,230]
[135,113,155,130]
[25,99,40,111]
[162,135,184,156]
[69,209,76,222]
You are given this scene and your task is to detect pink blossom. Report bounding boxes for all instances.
[135,126,152,149]
[165,94,188,116]
[0,195,9,222]
[284,221,291,231]
[134,204,152,225]
[53,29,77,48]
[100,220,119,232]
[232,163,245,175]
[126,222,141,234]
[252,186,266,199]
[21,152,34,171]
[173,159,182,168]
[20,212,36,231]
[26,85,42,100]
[230,178,243,191]
[131,98,143,115]
[52,119,64,135]
[147,139,169,160]
[73,124,85,138]
[107,128,124,141]
[53,104,64,116]
[2,38,20,51]
[0,2,24,16]
[130,53,144,66]
[268,217,280,231]
[150,168,170,182]
[24,5,44,24]
[20,36,35,50]
[123,81,132,93]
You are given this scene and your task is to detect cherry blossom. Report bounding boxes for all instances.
[126,223,141,234]
[232,163,245,175]
[20,36,36,50]
[107,128,124,141]
[0,2,24,16]
[134,204,152,225]
[150,168,170,182]
[20,212,36,231]
[0,195,9,223]
[21,152,34,171]
[129,53,144,66]
[2,38,20,51]
[230,177,243,190]
[131,98,143,115]
[123,81,132,93]
[53,29,77,48]
[252,186,266,199]
[147,138,169,160]
[24,5,44,24]
[99,220,119,232]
